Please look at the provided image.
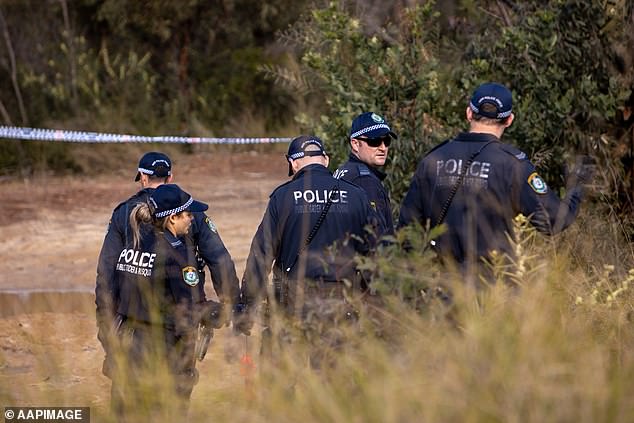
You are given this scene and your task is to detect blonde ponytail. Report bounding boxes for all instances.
[130,203,153,249]
[129,201,173,248]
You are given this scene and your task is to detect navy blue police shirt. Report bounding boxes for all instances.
[241,164,373,305]
[114,227,203,330]
[95,188,240,349]
[334,153,394,237]
[398,132,582,265]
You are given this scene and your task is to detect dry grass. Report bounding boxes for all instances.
[2,208,634,422]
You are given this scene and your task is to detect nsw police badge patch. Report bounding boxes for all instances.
[182,266,199,287]
[371,113,384,123]
[528,172,548,194]
[205,217,217,233]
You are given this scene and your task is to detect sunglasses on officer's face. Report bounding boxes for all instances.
[357,136,392,148]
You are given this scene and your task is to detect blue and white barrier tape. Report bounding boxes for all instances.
[0,125,291,144]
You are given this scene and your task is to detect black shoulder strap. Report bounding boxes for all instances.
[285,183,340,273]
[436,140,497,227]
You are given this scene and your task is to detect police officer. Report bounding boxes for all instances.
[399,82,589,279]
[334,112,398,237]
[109,184,211,418]
[236,136,374,343]
[95,153,240,397]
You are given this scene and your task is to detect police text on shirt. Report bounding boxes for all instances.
[116,248,156,277]
[293,189,348,214]
[436,159,491,189]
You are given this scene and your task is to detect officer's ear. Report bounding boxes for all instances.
[166,174,174,184]
[165,213,182,236]
[139,173,150,187]
[466,106,474,122]
[504,113,514,128]
[291,158,301,174]
[350,138,361,154]
[323,154,330,168]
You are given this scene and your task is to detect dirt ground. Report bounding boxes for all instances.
[0,149,287,419]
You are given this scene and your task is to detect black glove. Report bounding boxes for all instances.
[197,300,225,329]
[102,355,115,379]
[566,155,596,188]
[232,302,254,336]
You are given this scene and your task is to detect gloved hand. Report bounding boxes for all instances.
[197,300,225,329]
[566,155,596,188]
[232,302,254,336]
[102,354,115,379]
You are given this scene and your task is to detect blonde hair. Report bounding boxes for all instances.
[129,202,170,249]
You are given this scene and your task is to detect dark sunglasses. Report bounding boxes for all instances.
[357,136,392,148]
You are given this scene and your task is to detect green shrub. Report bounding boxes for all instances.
[280,0,632,220]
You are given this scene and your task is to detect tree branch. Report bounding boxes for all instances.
[60,0,78,110]
[0,97,13,125]
[496,0,513,27]
[0,6,27,125]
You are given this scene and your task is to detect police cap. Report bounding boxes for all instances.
[135,151,172,181]
[286,135,327,176]
[149,184,208,218]
[469,82,513,119]
[350,112,397,140]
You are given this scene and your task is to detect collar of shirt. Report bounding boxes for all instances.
[348,153,387,181]
[454,132,501,143]
[133,187,155,200]
[162,230,184,248]
[292,163,331,180]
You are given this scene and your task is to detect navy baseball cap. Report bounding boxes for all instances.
[286,135,327,176]
[149,184,208,218]
[469,82,513,119]
[135,151,172,181]
[350,112,397,140]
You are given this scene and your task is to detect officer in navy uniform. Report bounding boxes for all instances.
[236,136,374,351]
[95,152,240,381]
[108,184,212,418]
[399,82,589,280]
[334,112,398,238]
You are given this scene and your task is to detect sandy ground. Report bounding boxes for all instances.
[0,149,287,419]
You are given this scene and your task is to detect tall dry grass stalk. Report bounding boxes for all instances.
[2,209,634,422]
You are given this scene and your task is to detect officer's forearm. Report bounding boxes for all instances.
[553,187,583,233]
[240,277,265,307]
[96,309,118,353]
[206,252,240,299]
[530,189,582,236]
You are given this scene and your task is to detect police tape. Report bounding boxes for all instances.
[0,125,292,145]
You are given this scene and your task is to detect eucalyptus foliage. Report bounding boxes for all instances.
[281,0,632,216]
[288,2,457,207]
[462,0,631,184]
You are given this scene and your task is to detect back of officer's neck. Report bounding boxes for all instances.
[293,156,328,175]
[141,180,165,189]
[468,121,505,139]
[140,174,172,189]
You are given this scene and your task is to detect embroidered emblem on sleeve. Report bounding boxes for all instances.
[205,217,217,233]
[182,266,200,286]
[528,172,548,194]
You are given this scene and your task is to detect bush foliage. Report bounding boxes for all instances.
[0,0,307,174]
[0,0,632,216]
[273,0,633,219]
